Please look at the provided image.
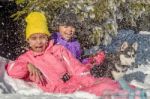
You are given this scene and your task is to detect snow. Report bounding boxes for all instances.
[139,31,150,35]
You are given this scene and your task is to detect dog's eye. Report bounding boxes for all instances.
[126,51,135,57]
[131,54,135,57]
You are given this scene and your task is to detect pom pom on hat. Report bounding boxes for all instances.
[25,12,50,40]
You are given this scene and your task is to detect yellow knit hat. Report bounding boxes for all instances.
[25,12,50,40]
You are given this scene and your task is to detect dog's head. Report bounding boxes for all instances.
[119,41,138,67]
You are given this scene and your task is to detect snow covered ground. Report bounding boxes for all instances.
[1,29,150,99]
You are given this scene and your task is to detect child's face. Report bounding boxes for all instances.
[58,25,75,41]
[27,33,49,52]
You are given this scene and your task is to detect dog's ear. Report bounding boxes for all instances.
[120,41,128,51]
[132,42,138,50]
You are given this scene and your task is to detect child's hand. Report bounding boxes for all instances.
[86,51,105,66]
[93,51,105,64]
[27,63,47,86]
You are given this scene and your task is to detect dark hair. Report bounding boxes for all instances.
[56,12,79,28]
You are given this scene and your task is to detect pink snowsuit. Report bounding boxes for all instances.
[6,40,121,96]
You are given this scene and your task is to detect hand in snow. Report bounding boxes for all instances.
[27,63,47,86]
[61,73,70,82]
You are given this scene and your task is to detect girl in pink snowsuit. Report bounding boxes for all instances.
[6,12,122,96]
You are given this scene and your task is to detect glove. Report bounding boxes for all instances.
[83,51,105,65]
[93,51,105,65]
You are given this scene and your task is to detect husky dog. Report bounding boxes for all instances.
[90,41,138,80]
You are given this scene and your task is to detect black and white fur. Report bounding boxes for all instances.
[90,41,138,80]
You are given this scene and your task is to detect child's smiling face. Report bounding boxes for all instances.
[59,25,75,41]
[27,33,49,52]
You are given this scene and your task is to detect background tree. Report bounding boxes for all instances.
[0,0,150,59]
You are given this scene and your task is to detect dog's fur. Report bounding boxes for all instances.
[90,41,138,80]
